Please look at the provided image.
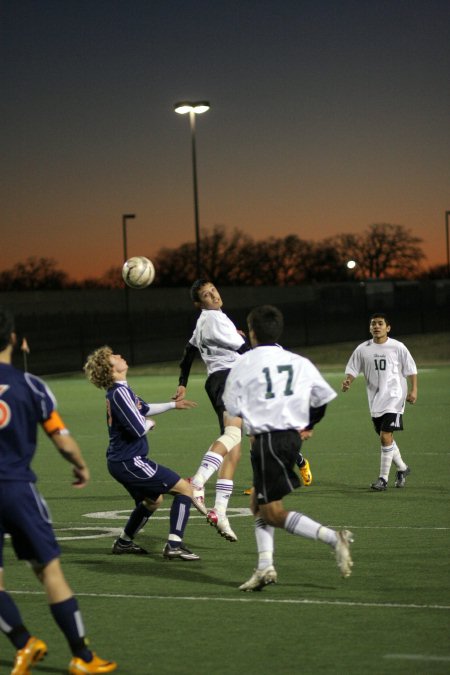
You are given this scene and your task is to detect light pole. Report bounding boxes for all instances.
[446,211,450,277]
[174,101,210,278]
[122,213,136,364]
[122,213,136,262]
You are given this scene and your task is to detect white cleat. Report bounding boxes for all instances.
[239,566,278,591]
[335,530,354,578]
[191,494,207,516]
[206,508,238,542]
[189,478,207,516]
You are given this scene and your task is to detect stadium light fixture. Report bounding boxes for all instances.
[173,101,210,277]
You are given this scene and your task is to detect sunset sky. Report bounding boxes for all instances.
[2,0,449,280]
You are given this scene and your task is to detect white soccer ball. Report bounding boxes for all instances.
[122,256,155,289]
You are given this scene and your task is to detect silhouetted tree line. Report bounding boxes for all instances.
[1,223,447,290]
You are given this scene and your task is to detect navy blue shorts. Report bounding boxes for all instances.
[0,481,61,566]
[250,430,301,505]
[107,456,181,504]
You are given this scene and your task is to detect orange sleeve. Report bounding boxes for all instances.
[42,410,68,436]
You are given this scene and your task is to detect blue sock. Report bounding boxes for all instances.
[0,591,29,648]
[50,597,92,660]
[168,494,191,544]
[124,502,153,539]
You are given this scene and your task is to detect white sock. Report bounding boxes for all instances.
[380,444,394,481]
[284,511,337,546]
[168,534,181,543]
[255,517,274,569]
[191,449,223,489]
[214,479,233,515]
[392,441,407,471]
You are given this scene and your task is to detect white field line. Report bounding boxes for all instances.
[8,589,450,611]
[384,654,450,662]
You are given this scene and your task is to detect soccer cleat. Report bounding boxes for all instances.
[188,477,206,506]
[11,636,48,675]
[111,538,148,555]
[243,488,252,495]
[370,477,387,491]
[206,509,238,542]
[191,494,208,516]
[334,530,354,578]
[239,566,278,592]
[299,458,312,486]
[188,479,208,516]
[68,652,117,674]
[162,543,200,560]
[395,465,411,488]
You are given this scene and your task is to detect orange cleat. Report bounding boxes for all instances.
[12,636,48,675]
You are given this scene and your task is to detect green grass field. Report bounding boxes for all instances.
[2,361,450,674]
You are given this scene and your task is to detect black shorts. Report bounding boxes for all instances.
[205,369,231,434]
[250,430,301,505]
[372,412,404,435]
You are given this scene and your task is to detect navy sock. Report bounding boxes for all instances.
[50,596,92,661]
[124,502,153,539]
[169,494,191,541]
[0,591,29,648]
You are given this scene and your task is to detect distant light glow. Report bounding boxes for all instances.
[346,260,356,269]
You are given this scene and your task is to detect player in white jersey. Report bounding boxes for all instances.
[173,281,313,542]
[223,305,354,590]
[173,280,247,542]
[342,313,417,491]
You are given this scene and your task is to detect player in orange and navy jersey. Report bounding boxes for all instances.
[0,307,116,675]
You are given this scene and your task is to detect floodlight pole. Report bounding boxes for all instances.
[446,211,450,277]
[122,213,136,364]
[173,101,210,278]
[189,110,201,279]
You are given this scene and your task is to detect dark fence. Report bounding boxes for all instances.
[3,280,450,375]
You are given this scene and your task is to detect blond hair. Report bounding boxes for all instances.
[83,345,114,390]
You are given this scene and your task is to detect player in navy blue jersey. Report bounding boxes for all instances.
[0,308,117,675]
[84,346,208,561]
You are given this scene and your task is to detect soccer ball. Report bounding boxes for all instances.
[122,256,155,289]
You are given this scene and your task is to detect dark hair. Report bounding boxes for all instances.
[0,307,15,351]
[190,278,210,302]
[370,312,391,326]
[247,305,284,344]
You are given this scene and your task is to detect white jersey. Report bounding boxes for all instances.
[223,345,337,435]
[344,337,417,417]
[189,309,245,376]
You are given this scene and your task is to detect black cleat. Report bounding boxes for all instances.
[112,538,148,554]
[371,477,387,491]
